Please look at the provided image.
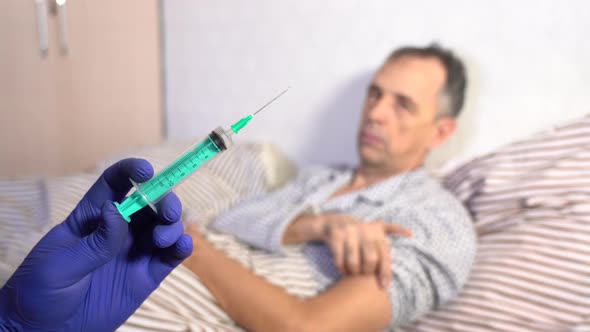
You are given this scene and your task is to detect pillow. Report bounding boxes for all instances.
[0,178,49,285]
[399,114,590,332]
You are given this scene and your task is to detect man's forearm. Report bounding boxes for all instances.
[183,227,392,332]
[184,233,308,332]
[282,213,325,245]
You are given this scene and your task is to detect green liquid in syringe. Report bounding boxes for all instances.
[115,136,222,222]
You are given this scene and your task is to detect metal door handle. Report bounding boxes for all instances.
[35,0,49,56]
[56,0,68,54]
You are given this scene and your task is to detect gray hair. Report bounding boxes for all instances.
[387,43,467,118]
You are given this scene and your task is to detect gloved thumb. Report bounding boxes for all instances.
[92,201,129,258]
[60,202,129,283]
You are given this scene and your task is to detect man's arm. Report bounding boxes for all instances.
[184,226,392,332]
[282,213,325,244]
[210,170,316,252]
[283,213,412,288]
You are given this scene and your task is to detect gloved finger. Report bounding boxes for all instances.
[85,158,154,211]
[127,193,181,252]
[149,233,193,284]
[154,193,182,225]
[153,220,184,248]
[65,159,153,237]
[57,202,129,284]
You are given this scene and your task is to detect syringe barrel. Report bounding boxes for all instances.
[115,127,233,222]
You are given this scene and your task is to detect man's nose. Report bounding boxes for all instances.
[366,97,389,123]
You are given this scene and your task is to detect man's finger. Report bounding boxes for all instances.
[344,226,360,275]
[360,239,379,274]
[378,240,392,289]
[383,223,413,237]
[329,234,345,274]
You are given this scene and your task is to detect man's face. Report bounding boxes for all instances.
[357,55,455,172]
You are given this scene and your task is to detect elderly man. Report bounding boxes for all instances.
[183,43,476,332]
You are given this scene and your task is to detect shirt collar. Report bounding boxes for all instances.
[329,167,428,206]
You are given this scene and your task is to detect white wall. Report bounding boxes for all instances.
[163,0,590,168]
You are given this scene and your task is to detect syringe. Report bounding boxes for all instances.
[115,87,290,222]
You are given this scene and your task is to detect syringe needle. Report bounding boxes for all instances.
[253,87,291,116]
[230,87,291,135]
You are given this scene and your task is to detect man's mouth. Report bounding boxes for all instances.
[360,130,384,146]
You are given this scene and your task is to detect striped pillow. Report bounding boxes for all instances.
[399,114,590,332]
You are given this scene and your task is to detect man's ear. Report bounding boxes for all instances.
[429,117,457,149]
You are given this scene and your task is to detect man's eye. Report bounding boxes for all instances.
[396,99,411,112]
[367,87,381,100]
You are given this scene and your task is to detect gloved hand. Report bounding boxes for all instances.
[0,158,193,332]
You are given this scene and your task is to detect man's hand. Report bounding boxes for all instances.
[185,219,394,332]
[320,215,412,288]
[283,213,412,288]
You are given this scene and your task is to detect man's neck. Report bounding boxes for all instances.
[351,167,399,189]
[331,164,420,199]
[352,161,422,189]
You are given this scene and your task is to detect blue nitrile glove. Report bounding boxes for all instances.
[0,158,193,332]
